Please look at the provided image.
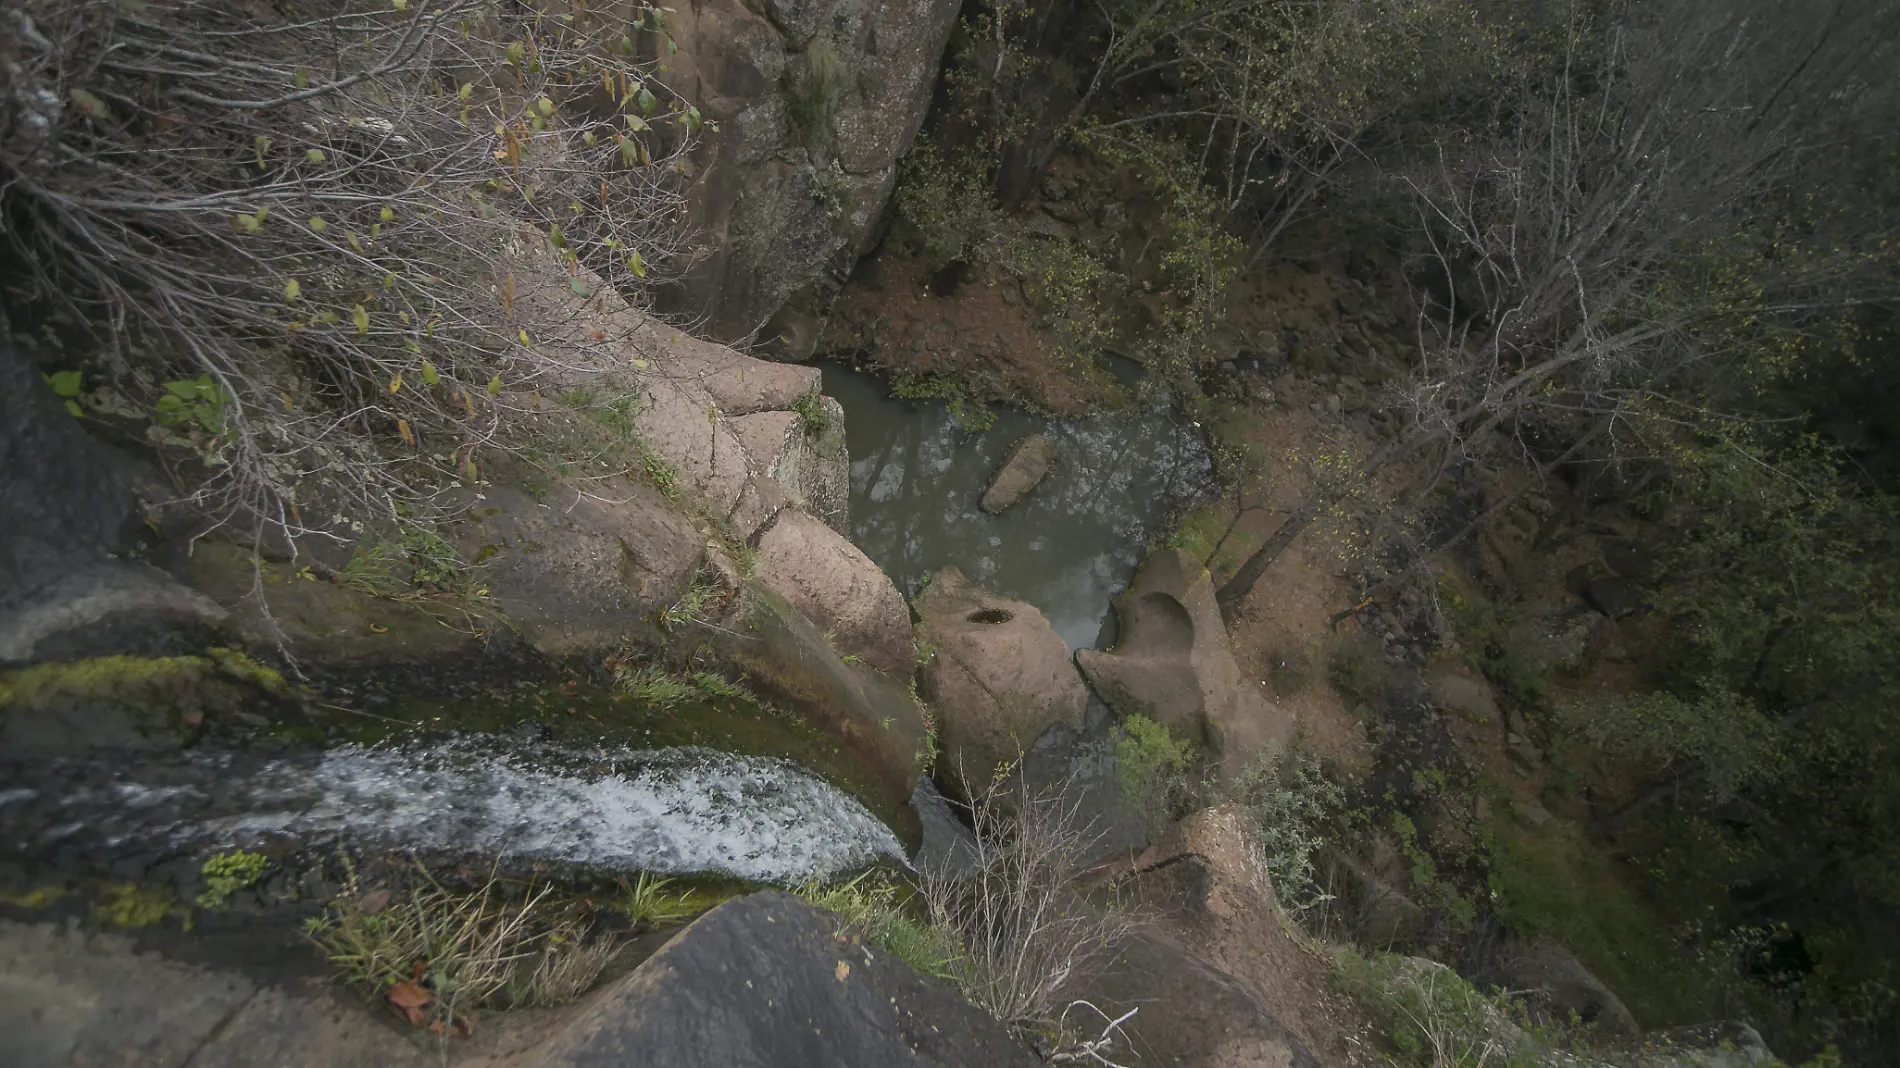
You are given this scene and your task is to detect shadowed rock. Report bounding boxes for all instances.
[538,893,1039,1068]
[754,510,914,680]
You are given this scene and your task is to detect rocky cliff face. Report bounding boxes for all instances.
[660,0,962,341]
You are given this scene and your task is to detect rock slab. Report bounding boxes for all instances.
[754,510,914,680]
[913,566,1088,799]
[979,434,1055,514]
[537,892,1039,1068]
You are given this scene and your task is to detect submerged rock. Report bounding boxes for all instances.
[913,567,1087,801]
[1076,547,1293,776]
[538,893,1039,1068]
[754,510,914,680]
[979,433,1055,514]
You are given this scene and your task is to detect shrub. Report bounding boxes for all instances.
[921,779,1129,1027]
[1230,742,1345,917]
[1327,641,1384,698]
[1265,642,1318,697]
[0,0,697,545]
[894,141,1001,267]
[1112,713,1199,838]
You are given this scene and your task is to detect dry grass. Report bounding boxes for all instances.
[1,0,696,547]
[304,858,618,1026]
[921,775,1131,1028]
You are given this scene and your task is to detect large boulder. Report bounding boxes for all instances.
[1425,665,1503,729]
[538,893,1038,1067]
[731,401,850,536]
[662,0,965,339]
[1119,806,1367,1066]
[754,510,913,680]
[1076,547,1293,777]
[979,434,1055,514]
[1492,935,1641,1043]
[914,567,1087,799]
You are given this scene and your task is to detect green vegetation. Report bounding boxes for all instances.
[338,522,471,600]
[1112,713,1198,837]
[1263,642,1318,698]
[1334,948,1569,1068]
[197,850,271,909]
[791,391,833,437]
[1325,641,1382,700]
[1231,742,1344,916]
[1485,816,1710,1027]
[613,665,748,711]
[93,882,185,929]
[305,859,617,1024]
[617,872,724,929]
[798,870,960,980]
[891,372,995,431]
[785,39,846,149]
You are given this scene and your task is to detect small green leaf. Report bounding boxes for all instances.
[487,374,503,397]
[537,96,555,117]
[380,205,395,223]
[165,379,203,399]
[420,360,440,386]
[389,371,402,393]
[69,88,111,122]
[506,42,524,64]
[294,69,310,89]
[568,277,592,296]
[458,82,474,101]
[517,329,532,347]
[308,216,328,232]
[64,398,84,418]
[283,278,301,302]
[627,249,646,278]
[582,130,597,146]
[45,370,84,397]
[353,304,370,335]
[306,148,327,163]
[624,114,648,132]
[638,88,657,116]
[382,272,399,289]
[392,0,407,9]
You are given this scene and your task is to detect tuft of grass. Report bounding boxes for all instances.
[1334,947,1562,1067]
[617,872,704,928]
[338,522,474,602]
[791,391,833,437]
[798,870,961,980]
[612,663,748,710]
[1326,640,1384,699]
[197,849,271,908]
[1112,713,1199,838]
[784,38,846,149]
[304,858,617,1025]
[1264,642,1318,697]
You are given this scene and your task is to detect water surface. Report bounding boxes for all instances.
[824,364,1213,649]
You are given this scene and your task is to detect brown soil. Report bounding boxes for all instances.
[820,254,1122,417]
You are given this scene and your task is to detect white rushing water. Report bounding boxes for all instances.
[27,740,907,884]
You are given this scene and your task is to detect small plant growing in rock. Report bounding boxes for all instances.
[792,391,833,437]
[798,870,960,980]
[618,872,700,929]
[785,39,847,149]
[197,849,271,908]
[1112,714,1201,839]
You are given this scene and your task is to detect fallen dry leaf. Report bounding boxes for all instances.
[357,888,391,915]
[386,979,433,1027]
[834,960,850,982]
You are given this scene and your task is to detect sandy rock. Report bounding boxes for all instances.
[730,474,794,542]
[754,510,913,679]
[701,580,927,837]
[979,434,1055,514]
[731,400,850,536]
[457,479,702,656]
[1076,547,1294,777]
[914,567,1088,799]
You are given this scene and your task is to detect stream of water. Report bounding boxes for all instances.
[824,363,1214,649]
[1,741,905,884]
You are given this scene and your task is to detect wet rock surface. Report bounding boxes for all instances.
[979,433,1055,514]
[913,567,1087,800]
[539,892,1039,1068]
